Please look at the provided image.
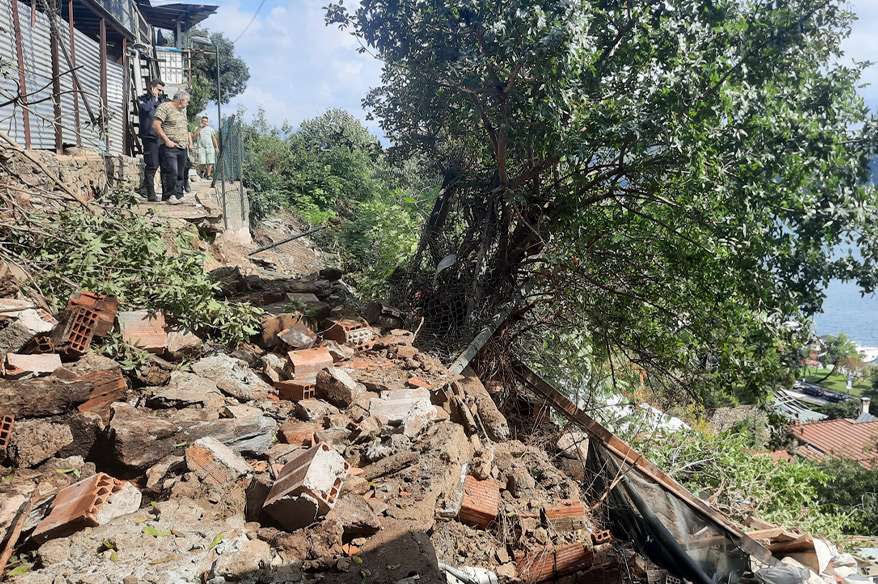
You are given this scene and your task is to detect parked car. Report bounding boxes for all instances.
[823,392,846,403]
[801,385,824,397]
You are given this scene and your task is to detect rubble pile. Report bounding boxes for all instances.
[0,272,629,584]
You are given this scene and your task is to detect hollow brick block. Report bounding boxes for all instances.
[263,442,349,530]
[77,370,127,421]
[323,317,373,350]
[458,476,500,529]
[592,529,612,545]
[544,499,586,532]
[117,310,168,353]
[66,292,119,338]
[21,335,55,355]
[516,542,594,583]
[286,347,332,380]
[275,380,315,402]
[51,307,98,356]
[31,472,126,545]
[0,415,14,450]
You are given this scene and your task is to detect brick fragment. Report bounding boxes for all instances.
[323,317,373,350]
[76,370,127,421]
[286,347,332,380]
[516,542,594,583]
[263,442,349,531]
[278,321,317,350]
[260,313,299,349]
[34,308,58,325]
[117,310,168,353]
[0,415,13,450]
[66,292,119,337]
[21,335,55,355]
[278,420,322,446]
[405,376,431,389]
[458,476,500,529]
[275,380,315,402]
[544,499,586,532]
[592,529,612,545]
[31,473,138,545]
[665,575,683,584]
[51,307,98,356]
[4,353,62,378]
[394,345,419,359]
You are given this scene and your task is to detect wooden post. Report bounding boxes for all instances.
[122,37,129,155]
[10,0,31,148]
[51,27,63,154]
[68,0,81,146]
[99,18,108,149]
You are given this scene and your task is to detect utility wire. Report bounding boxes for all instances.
[232,0,267,43]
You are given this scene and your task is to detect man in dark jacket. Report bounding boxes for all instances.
[137,78,165,202]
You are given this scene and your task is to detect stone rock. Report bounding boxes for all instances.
[191,354,272,402]
[59,353,122,376]
[38,538,71,565]
[8,419,73,467]
[402,401,438,438]
[185,437,251,486]
[369,388,432,425]
[146,371,225,409]
[322,340,354,362]
[316,367,362,408]
[295,399,340,422]
[278,321,317,350]
[166,327,203,360]
[261,353,289,383]
[507,468,536,496]
[315,427,350,447]
[108,403,178,469]
[211,535,271,580]
[0,308,55,354]
[145,455,185,491]
[459,367,509,441]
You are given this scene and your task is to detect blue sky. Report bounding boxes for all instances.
[199,0,878,137]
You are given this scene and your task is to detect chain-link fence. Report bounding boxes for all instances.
[212,115,249,233]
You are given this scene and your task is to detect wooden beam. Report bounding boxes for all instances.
[10,0,31,148]
[511,360,774,564]
[50,25,63,154]
[68,0,81,147]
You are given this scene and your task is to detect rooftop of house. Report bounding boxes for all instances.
[791,418,878,469]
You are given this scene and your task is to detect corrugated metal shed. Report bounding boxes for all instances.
[0,0,124,154]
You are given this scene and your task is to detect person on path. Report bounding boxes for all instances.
[136,78,165,202]
[193,116,218,179]
[152,90,191,204]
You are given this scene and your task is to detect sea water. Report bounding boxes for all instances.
[813,279,878,347]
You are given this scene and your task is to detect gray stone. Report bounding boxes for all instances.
[38,538,71,565]
[191,354,272,402]
[95,482,142,524]
[507,468,536,496]
[166,327,203,360]
[316,367,362,407]
[260,352,289,383]
[146,371,225,409]
[315,427,350,447]
[145,455,185,491]
[295,399,340,422]
[108,403,178,469]
[278,321,317,350]
[185,437,251,486]
[369,388,432,425]
[211,535,271,580]
[8,419,73,468]
[321,340,354,362]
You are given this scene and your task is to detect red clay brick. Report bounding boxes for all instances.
[22,335,55,355]
[278,420,322,446]
[406,376,431,389]
[323,317,373,350]
[35,308,58,325]
[544,499,586,531]
[458,476,500,529]
[117,310,168,353]
[0,415,14,450]
[77,371,127,421]
[66,292,119,338]
[516,542,594,583]
[4,353,62,377]
[51,307,98,356]
[264,442,349,516]
[286,347,332,380]
[592,529,612,545]
[275,380,315,402]
[31,473,125,545]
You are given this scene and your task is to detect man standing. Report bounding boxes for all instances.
[137,78,164,202]
[192,116,219,179]
[152,90,191,204]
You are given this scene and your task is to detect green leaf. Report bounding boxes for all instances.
[6,565,28,576]
[142,526,172,537]
[352,556,363,564]
[110,551,119,563]
[209,533,224,550]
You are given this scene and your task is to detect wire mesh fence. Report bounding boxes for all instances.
[213,114,248,232]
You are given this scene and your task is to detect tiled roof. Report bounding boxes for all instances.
[791,419,878,469]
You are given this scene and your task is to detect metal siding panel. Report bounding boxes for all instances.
[107,60,124,155]
[73,26,105,149]
[0,1,24,145]
[19,4,55,150]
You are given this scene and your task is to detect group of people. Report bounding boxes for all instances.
[137,78,219,204]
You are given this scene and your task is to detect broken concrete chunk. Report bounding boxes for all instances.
[185,437,251,487]
[116,310,168,353]
[322,340,355,362]
[263,442,349,531]
[369,388,432,425]
[191,353,272,402]
[278,321,317,350]
[316,367,362,408]
[0,308,55,355]
[145,455,185,491]
[295,399,340,422]
[146,371,225,409]
[402,400,439,438]
[278,420,322,446]
[8,418,73,468]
